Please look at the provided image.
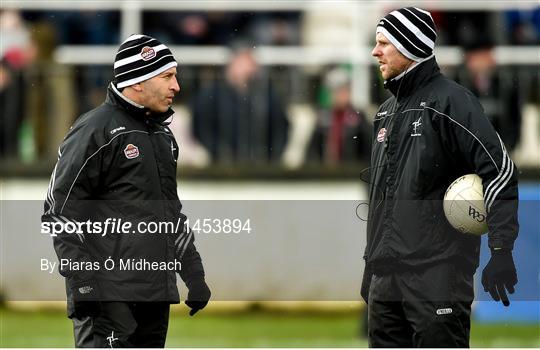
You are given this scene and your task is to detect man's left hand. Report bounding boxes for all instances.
[185,279,211,316]
[481,249,518,306]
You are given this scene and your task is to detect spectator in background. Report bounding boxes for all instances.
[20,10,120,45]
[22,10,120,112]
[505,8,540,45]
[144,12,212,45]
[143,11,249,45]
[455,39,522,151]
[250,12,301,46]
[310,67,371,165]
[143,11,300,46]
[191,45,289,164]
[0,10,37,159]
[433,11,492,46]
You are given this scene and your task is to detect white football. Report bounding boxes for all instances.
[443,174,488,235]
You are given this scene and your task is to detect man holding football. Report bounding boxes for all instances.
[42,34,210,347]
[361,7,519,347]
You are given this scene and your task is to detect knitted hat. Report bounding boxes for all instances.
[376,7,437,62]
[114,34,177,89]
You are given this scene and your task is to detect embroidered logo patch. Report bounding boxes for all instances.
[411,117,422,137]
[436,308,453,315]
[140,46,156,61]
[377,128,387,143]
[124,144,140,159]
[110,126,125,135]
[107,331,118,348]
[78,286,93,294]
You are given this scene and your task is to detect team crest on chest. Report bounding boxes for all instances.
[377,128,387,143]
[124,144,140,159]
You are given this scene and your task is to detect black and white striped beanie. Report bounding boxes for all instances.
[114,34,177,89]
[376,7,437,62]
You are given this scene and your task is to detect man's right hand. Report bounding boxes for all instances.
[70,281,102,318]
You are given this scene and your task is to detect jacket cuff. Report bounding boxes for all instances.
[184,274,206,289]
[490,247,513,255]
[488,238,514,252]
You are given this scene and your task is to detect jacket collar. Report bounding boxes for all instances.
[384,56,441,100]
[106,82,174,125]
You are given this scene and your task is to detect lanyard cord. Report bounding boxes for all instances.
[360,60,414,221]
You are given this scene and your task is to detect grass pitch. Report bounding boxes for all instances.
[1,307,538,347]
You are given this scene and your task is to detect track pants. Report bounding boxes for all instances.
[367,262,474,348]
[72,302,170,348]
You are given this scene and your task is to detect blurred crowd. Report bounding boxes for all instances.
[1,7,539,169]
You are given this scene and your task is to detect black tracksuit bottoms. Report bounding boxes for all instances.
[367,262,475,348]
[72,302,170,348]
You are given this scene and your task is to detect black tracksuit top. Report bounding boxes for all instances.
[42,83,204,302]
[365,57,519,274]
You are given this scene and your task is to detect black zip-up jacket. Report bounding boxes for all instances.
[364,57,518,276]
[42,83,204,305]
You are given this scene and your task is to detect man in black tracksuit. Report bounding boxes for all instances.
[361,8,519,347]
[42,35,211,347]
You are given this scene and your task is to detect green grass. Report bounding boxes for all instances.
[1,308,538,347]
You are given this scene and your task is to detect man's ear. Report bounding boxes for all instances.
[130,83,143,92]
